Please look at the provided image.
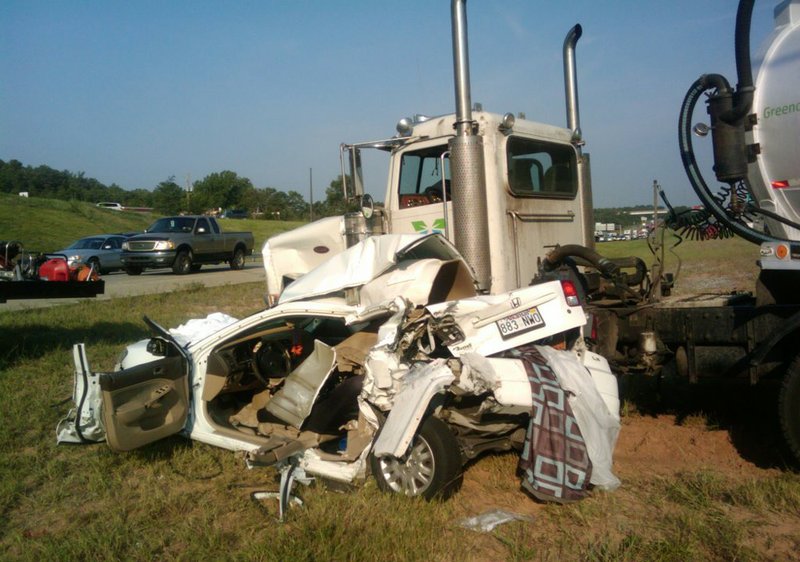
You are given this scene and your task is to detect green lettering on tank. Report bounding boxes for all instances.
[763,102,800,119]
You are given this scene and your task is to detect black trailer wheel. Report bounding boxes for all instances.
[230,247,246,270]
[370,416,463,500]
[779,355,800,465]
[125,266,143,276]
[172,250,193,275]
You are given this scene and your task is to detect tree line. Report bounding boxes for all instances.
[0,159,349,220]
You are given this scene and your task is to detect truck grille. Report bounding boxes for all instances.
[127,241,158,251]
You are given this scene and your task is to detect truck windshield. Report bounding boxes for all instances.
[507,137,577,198]
[146,217,196,233]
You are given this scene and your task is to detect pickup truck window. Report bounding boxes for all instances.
[196,218,211,234]
[507,137,577,199]
[146,217,196,233]
[398,145,450,207]
[210,219,220,234]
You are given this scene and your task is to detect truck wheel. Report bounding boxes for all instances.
[190,264,202,272]
[370,416,463,500]
[125,266,143,276]
[779,355,800,465]
[172,250,193,275]
[230,247,246,270]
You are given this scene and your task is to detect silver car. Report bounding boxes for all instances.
[54,234,129,274]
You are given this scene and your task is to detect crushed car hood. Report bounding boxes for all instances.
[278,234,474,305]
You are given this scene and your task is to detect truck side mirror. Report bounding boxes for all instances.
[361,194,374,219]
[341,145,365,200]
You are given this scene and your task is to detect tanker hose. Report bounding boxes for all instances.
[543,244,619,278]
[678,75,792,245]
[722,0,755,123]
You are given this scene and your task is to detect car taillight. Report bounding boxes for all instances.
[560,279,580,306]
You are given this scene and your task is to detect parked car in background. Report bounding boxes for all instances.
[220,209,248,219]
[96,202,124,211]
[53,234,130,274]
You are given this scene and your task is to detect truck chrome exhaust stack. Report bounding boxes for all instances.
[449,0,491,291]
[563,24,583,143]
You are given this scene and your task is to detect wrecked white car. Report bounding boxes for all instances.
[58,234,620,505]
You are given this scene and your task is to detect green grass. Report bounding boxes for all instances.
[0,193,305,254]
[2,283,799,560]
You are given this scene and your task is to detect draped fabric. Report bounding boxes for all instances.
[511,345,592,503]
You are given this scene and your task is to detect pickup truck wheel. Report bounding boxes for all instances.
[172,250,193,275]
[230,247,246,270]
[370,416,463,500]
[779,355,800,465]
[125,266,143,276]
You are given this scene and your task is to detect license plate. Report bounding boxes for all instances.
[495,307,545,339]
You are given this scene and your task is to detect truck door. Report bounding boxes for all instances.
[193,217,221,261]
[389,142,453,239]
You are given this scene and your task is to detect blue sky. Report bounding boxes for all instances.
[0,1,778,207]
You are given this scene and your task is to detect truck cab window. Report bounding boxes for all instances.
[196,218,210,234]
[507,137,577,199]
[398,146,450,207]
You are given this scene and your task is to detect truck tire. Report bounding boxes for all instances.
[125,266,143,276]
[230,247,246,270]
[190,264,202,272]
[370,416,463,500]
[172,250,193,275]
[779,355,800,465]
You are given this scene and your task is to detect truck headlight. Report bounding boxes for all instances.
[121,241,129,250]
[153,241,175,250]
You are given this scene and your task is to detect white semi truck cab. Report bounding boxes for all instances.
[263,2,592,303]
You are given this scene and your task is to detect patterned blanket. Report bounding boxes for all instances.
[509,345,592,503]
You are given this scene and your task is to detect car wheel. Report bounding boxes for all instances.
[779,355,800,465]
[172,250,193,275]
[86,257,102,274]
[370,416,463,500]
[125,266,143,276]
[230,247,246,270]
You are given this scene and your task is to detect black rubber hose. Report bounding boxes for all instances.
[543,244,619,278]
[722,0,755,123]
[678,75,792,245]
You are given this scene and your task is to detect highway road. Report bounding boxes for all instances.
[1,257,267,312]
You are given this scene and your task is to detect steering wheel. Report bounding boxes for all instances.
[251,340,292,386]
[424,186,443,203]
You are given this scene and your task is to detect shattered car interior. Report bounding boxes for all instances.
[58,234,620,506]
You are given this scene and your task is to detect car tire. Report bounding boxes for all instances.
[172,250,193,275]
[779,355,800,465]
[86,257,102,274]
[370,416,463,500]
[125,266,143,276]
[230,247,246,270]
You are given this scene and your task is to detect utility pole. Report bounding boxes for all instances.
[309,167,314,221]
[185,173,192,212]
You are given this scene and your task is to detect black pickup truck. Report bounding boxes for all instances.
[120,216,254,275]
